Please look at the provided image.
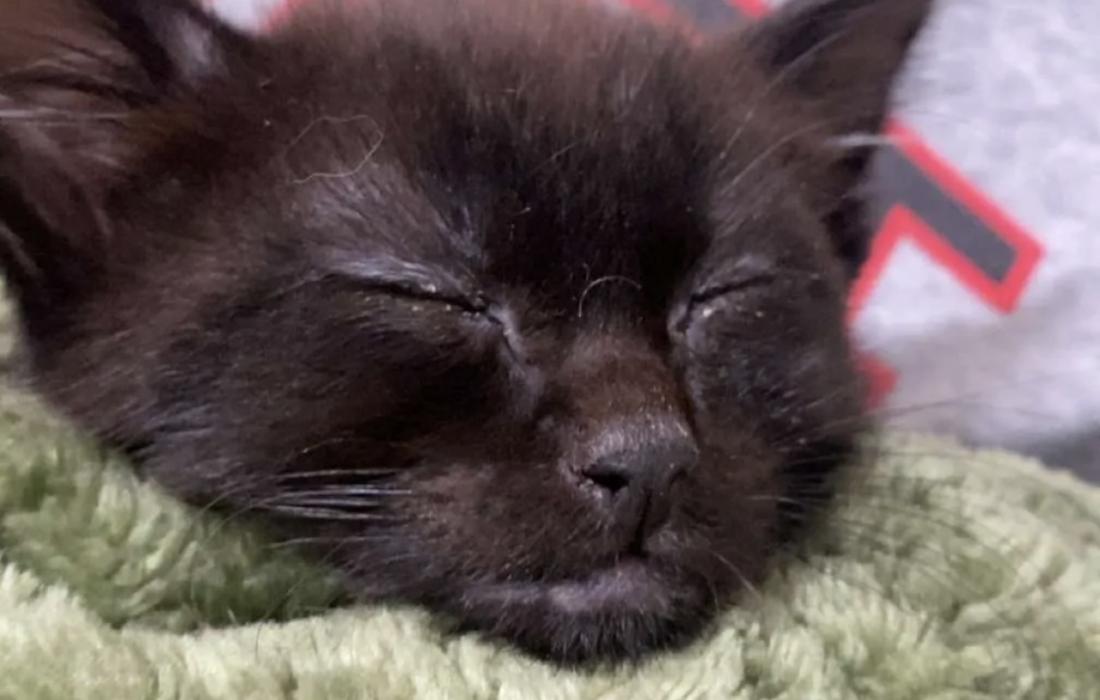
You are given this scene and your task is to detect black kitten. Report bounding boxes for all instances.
[0,0,931,664]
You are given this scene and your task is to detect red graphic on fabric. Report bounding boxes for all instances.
[623,0,682,23]
[727,0,769,18]
[855,351,899,409]
[856,122,1044,315]
[848,122,1044,405]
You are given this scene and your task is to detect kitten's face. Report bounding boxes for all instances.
[0,0,930,663]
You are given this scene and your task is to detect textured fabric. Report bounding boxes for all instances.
[2,375,1100,698]
[206,0,1100,481]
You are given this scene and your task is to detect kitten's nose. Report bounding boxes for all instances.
[580,436,697,543]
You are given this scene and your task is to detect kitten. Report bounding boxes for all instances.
[0,0,931,664]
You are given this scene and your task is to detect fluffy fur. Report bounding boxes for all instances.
[0,0,931,663]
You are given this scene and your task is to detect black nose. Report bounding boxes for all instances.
[580,436,697,543]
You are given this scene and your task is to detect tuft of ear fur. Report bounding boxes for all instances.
[0,0,241,316]
[722,0,935,275]
[744,0,933,136]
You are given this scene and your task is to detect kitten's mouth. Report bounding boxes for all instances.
[464,555,678,616]
[449,552,719,664]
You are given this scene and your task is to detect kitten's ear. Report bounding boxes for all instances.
[742,0,932,137]
[720,0,934,274]
[0,0,242,313]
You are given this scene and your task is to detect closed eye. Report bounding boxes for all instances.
[672,273,774,334]
[322,263,524,358]
[348,277,491,316]
[688,274,774,307]
[321,256,490,316]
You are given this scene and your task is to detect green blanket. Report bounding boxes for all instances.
[1,343,1099,698]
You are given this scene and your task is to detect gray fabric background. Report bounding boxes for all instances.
[847,0,1100,480]
[210,0,1100,481]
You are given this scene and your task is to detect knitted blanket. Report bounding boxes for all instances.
[1,320,1099,698]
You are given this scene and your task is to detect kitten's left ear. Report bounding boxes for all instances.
[712,0,935,274]
[0,0,245,324]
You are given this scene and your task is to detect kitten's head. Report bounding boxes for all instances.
[0,0,931,664]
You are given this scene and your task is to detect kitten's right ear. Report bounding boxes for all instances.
[0,0,244,315]
[699,0,933,277]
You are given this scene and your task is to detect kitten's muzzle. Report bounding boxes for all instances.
[579,433,697,547]
[555,333,697,550]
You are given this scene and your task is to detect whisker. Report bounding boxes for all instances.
[274,468,403,482]
[267,499,386,511]
[258,504,405,522]
[267,486,413,498]
[718,24,852,163]
[253,538,358,633]
[711,550,764,605]
[268,534,408,550]
[726,116,855,193]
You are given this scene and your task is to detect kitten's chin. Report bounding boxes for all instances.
[452,556,723,666]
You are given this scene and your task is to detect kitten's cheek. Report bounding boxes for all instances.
[670,457,781,543]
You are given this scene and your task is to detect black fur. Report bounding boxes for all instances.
[0,0,932,665]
